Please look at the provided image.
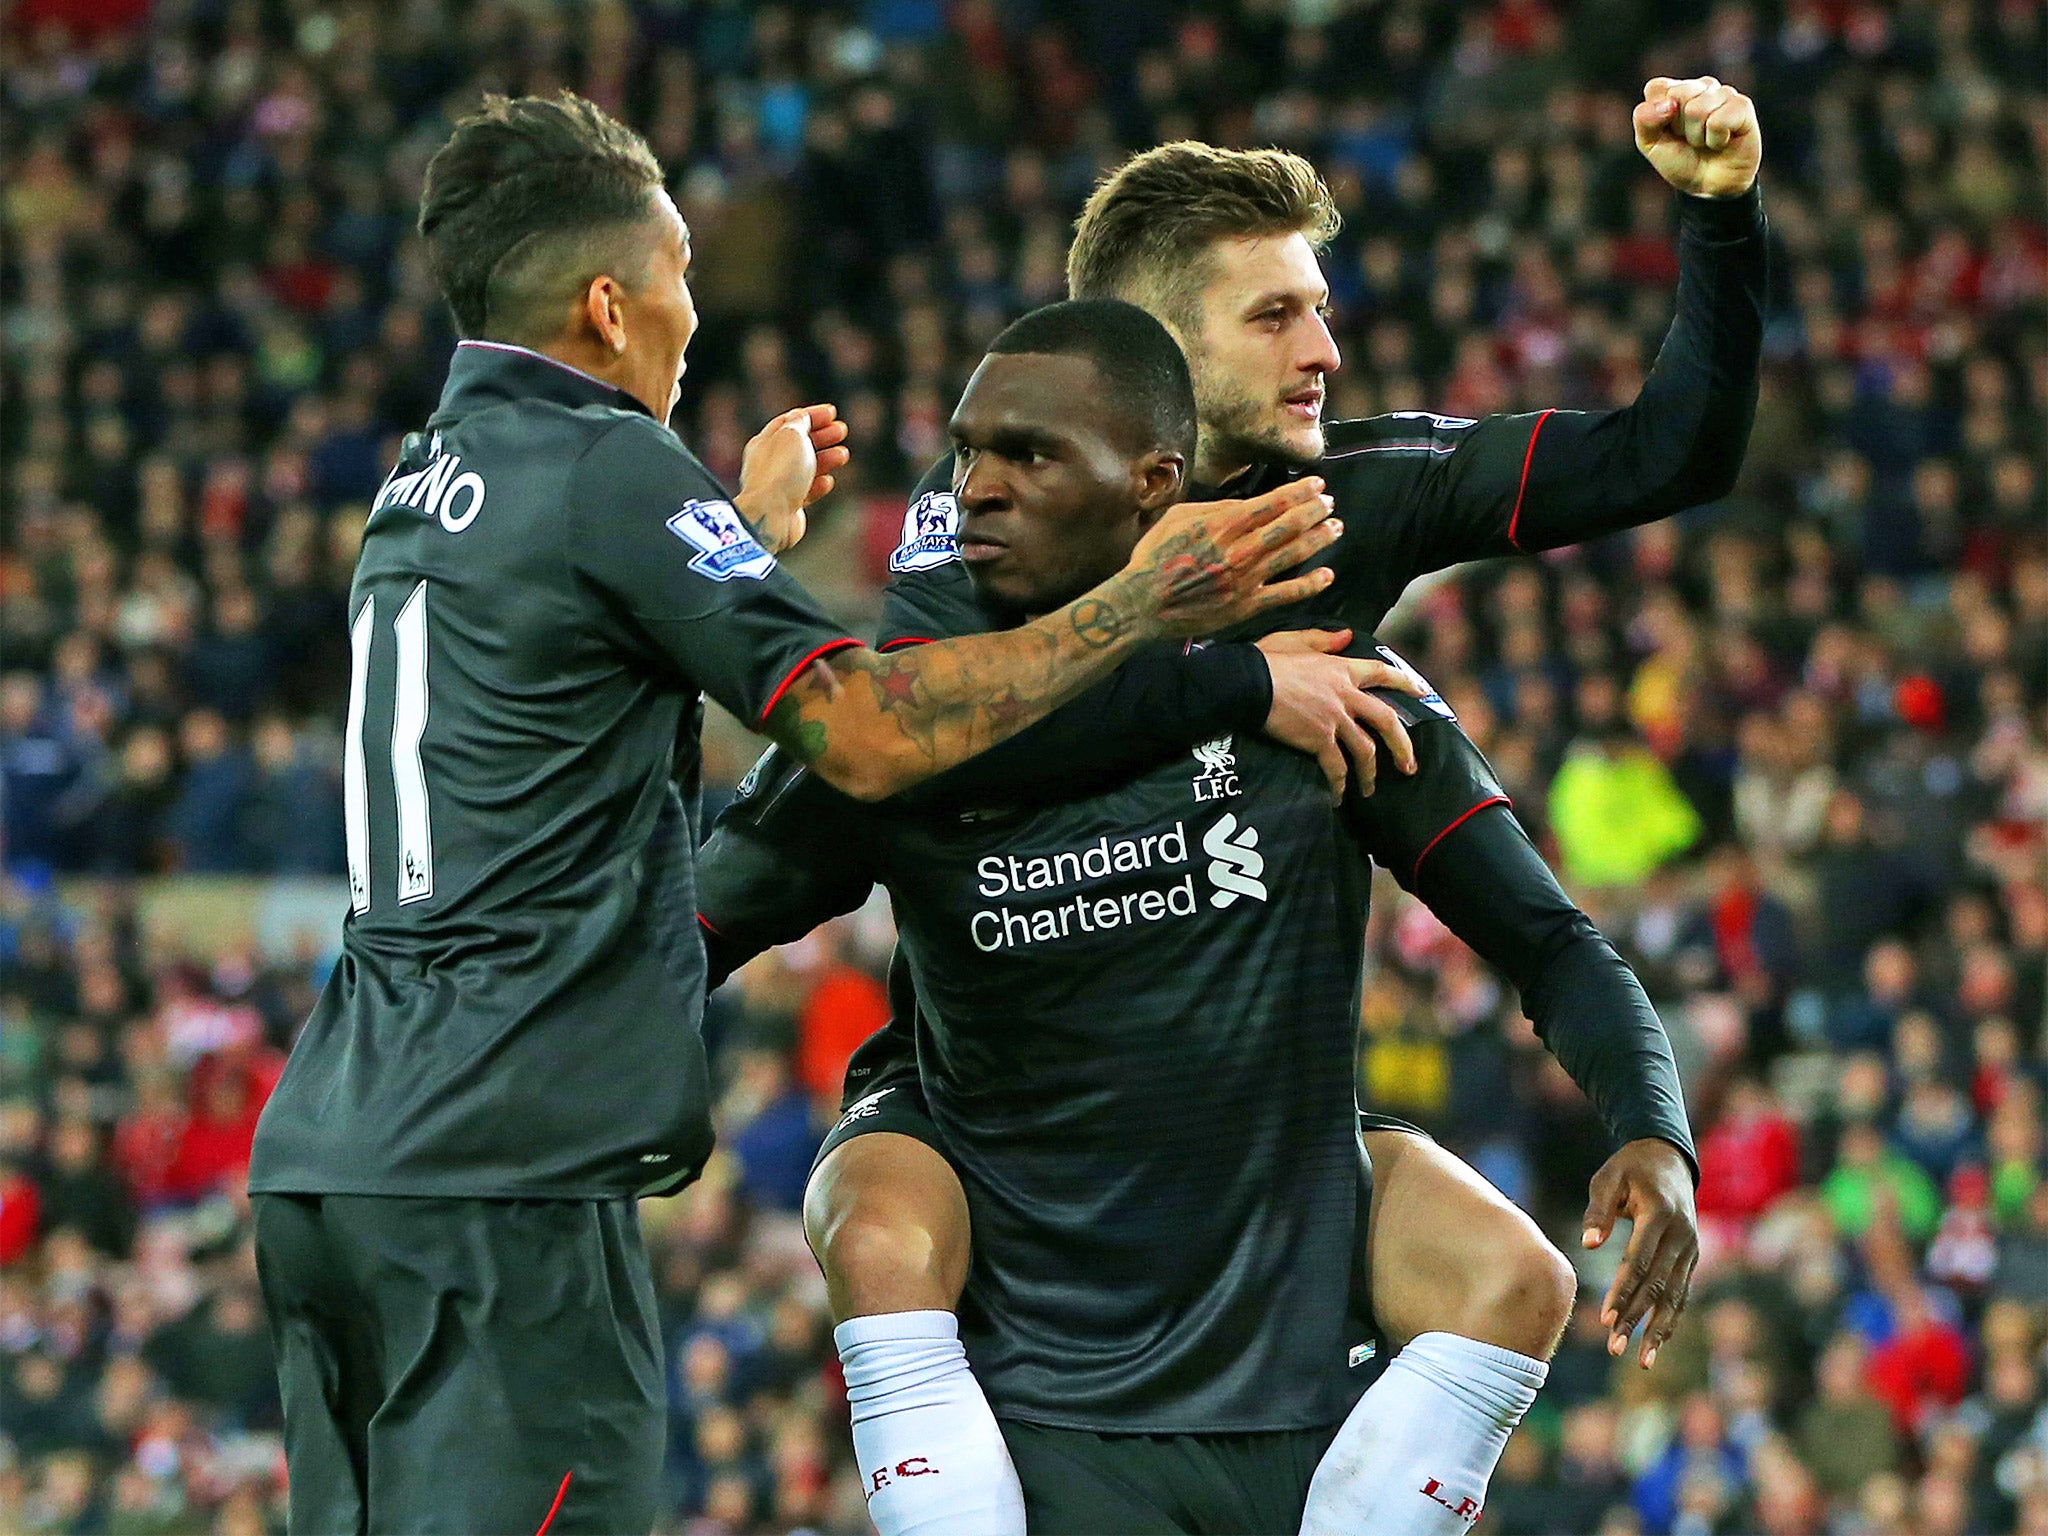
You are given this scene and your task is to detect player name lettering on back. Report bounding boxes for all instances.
[373,434,487,533]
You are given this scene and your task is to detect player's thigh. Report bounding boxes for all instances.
[804,1073,971,1319]
[1196,1428,1339,1536]
[254,1194,373,1536]
[336,1196,664,1536]
[1361,1127,1571,1355]
[998,1423,1190,1534]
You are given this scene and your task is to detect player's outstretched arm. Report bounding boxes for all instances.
[1506,78,1764,552]
[877,463,1418,808]
[1346,711,1699,1367]
[1379,79,1764,578]
[890,632,1423,811]
[766,481,1342,801]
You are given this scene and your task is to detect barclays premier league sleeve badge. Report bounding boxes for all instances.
[666,499,777,582]
[1374,644,1457,721]
[890,492,961,573]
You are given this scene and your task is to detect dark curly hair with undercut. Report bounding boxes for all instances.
[417,91,668,342]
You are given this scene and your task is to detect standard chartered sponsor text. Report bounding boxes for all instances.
[970,822,1208,953]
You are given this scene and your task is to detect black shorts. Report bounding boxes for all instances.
[809,1025,1431,1348]
[253,1192,663,1536]
[1000,1420,1339,1534]
[811,1023,938,1168]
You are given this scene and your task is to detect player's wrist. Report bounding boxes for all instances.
[732,488,799,553]
[1203,644,1276,732]
[1621,1134,1702,1189]
[1078,568,1167,647]
[1676,181,1762,234]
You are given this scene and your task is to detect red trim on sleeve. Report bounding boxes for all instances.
[696,912,727,940]
[756,638,862,727]
[535,1472,572,1536]
[1505,409,1557,552]
[1410,795,1511,885]
[877,636,934,651]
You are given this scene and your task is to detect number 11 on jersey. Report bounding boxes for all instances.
[344,580,436,913]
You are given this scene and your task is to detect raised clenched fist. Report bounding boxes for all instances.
[1634,77,1762,200]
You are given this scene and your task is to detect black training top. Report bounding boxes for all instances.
[250,341,856,1201]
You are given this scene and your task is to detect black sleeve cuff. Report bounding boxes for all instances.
[1188,643,1273,735]
[1678,183,1763,242]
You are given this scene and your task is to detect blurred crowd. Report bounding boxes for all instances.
[2,0,2045,1532]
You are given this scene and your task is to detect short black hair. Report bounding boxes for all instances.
[984,299,1197,461]
[418,92,667,342]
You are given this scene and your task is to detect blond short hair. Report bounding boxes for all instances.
[1067,142,1341,327]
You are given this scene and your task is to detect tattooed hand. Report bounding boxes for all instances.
[1118,478,1341,639]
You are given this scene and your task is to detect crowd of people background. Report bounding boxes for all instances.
[1,0,2045,1531]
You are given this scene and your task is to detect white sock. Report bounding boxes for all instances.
[1299,1331,1547,1535]
[835,1310,1026,1536]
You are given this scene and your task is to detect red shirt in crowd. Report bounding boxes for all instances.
[0,1170,40,1265]
[158,1048,281,1202]
[1864,1297,1972,1436]
[1696,1090,1802,1223]
[797,964,891,1106]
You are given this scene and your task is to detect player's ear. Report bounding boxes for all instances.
[1132,449,1184,525]
[585,274,628,357]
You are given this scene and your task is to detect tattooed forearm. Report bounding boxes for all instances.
[762,688,829,764]
[764,585,1150,798]
[760,479,1340,799]
[1069,595,1133,649]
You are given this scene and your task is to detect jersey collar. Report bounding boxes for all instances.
[435,339,655,420]
[1188,458,1290,502]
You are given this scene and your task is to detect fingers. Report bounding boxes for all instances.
[1257,628,1353,656]
[1582,1161,1626,1251]
[809,417,850,451]
[1353,692,1416,776]
[1246,512,1342,585]
[1637,76,1742,150]
[1701,93,1753,153]
[1680,83,1738,149]
[1336,714,1377,797]
[1346,658,1424,697]
[1614,1215,1691,1369]
[1314,739,1349,805]
[1637,1246,1698,1370]
[1601,1207,1674,1357]
[1599,1207,1655,1352]
[1246,567,1338,612]
[1227,476,1328,541]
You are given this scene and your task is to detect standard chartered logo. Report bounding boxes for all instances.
[969,815,1269,952]
[1202,813,1267,908]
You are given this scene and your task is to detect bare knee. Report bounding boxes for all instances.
[803,1133,971,1323]
[1473,1229,1577,1360]
[1366,1134,1577,1359]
